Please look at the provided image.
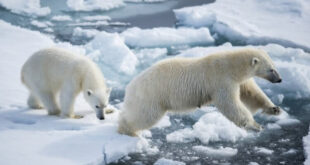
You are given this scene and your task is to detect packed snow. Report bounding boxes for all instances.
[174,0,310,51]
[66,0,124,12]
[0,0,50,16]
[120,27,214,48]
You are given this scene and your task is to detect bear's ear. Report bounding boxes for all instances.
[251,57,260,66]
[106,87,112,95]
[87,89,93,96]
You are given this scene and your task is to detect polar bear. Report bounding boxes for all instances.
[118,48,282,136]
[21,47,111,120]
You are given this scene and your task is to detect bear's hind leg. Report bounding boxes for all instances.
[27,93,43,109]
[240,79,280,115]
[38,91,60,116]
[213,88,262,131]
[59,81,79,118]
[118,104,166,136]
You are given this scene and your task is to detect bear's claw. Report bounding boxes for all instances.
[264,106,281,115]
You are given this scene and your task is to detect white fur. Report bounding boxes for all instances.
[21,47,110,119]
[118,48,281,136]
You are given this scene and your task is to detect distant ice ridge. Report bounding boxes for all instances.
[120,27,214,48]
[174,0,310,51]
[179,43,310,98]
[67,0,124,11]
[0,0,50,16]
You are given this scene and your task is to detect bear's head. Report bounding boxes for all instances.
[251,50,282,83]
[84,88,111,120]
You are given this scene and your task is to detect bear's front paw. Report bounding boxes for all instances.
[264,106,281,115]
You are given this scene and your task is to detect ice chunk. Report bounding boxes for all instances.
[31,20,52,28]
[167,110,248,144]
[166,128,195,143]
[154,158,185,165]
[86,31,138,75]
[153,115,171,129]
[120,27,214,48]
[0,0,50,16]
[249,162,259,165]
[51,15,72,21]
[254,147,274,155]
[193,145,238,157]
[72,27,99,38]
[193,111,248,144]
[174,0,310,50]
[82,15,111,21]
[67,0,124,11]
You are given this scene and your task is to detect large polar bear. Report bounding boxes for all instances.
[118,48,282,136]
[21,47,111,120]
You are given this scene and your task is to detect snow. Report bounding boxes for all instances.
[0,0,50,16]
[0,20,150,165]
[120,27,214,48]
[166,108,249,144]
[192,146,238,157]
[154,158,185,165]
[51,15,72,21]
[254,147,274,155]
[85,31,138,77]
[174,0,310,51]
[66,0,124,12]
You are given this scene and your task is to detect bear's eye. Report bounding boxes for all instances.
[95,105,100,109]
[270,69,274,72]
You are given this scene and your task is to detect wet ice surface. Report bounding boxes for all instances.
[1,0,310,164]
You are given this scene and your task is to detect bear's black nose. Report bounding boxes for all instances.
[99,116,105,120]
[277,79,282,83]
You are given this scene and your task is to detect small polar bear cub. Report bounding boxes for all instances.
[118,48,282,136]
[21,47,111,120]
